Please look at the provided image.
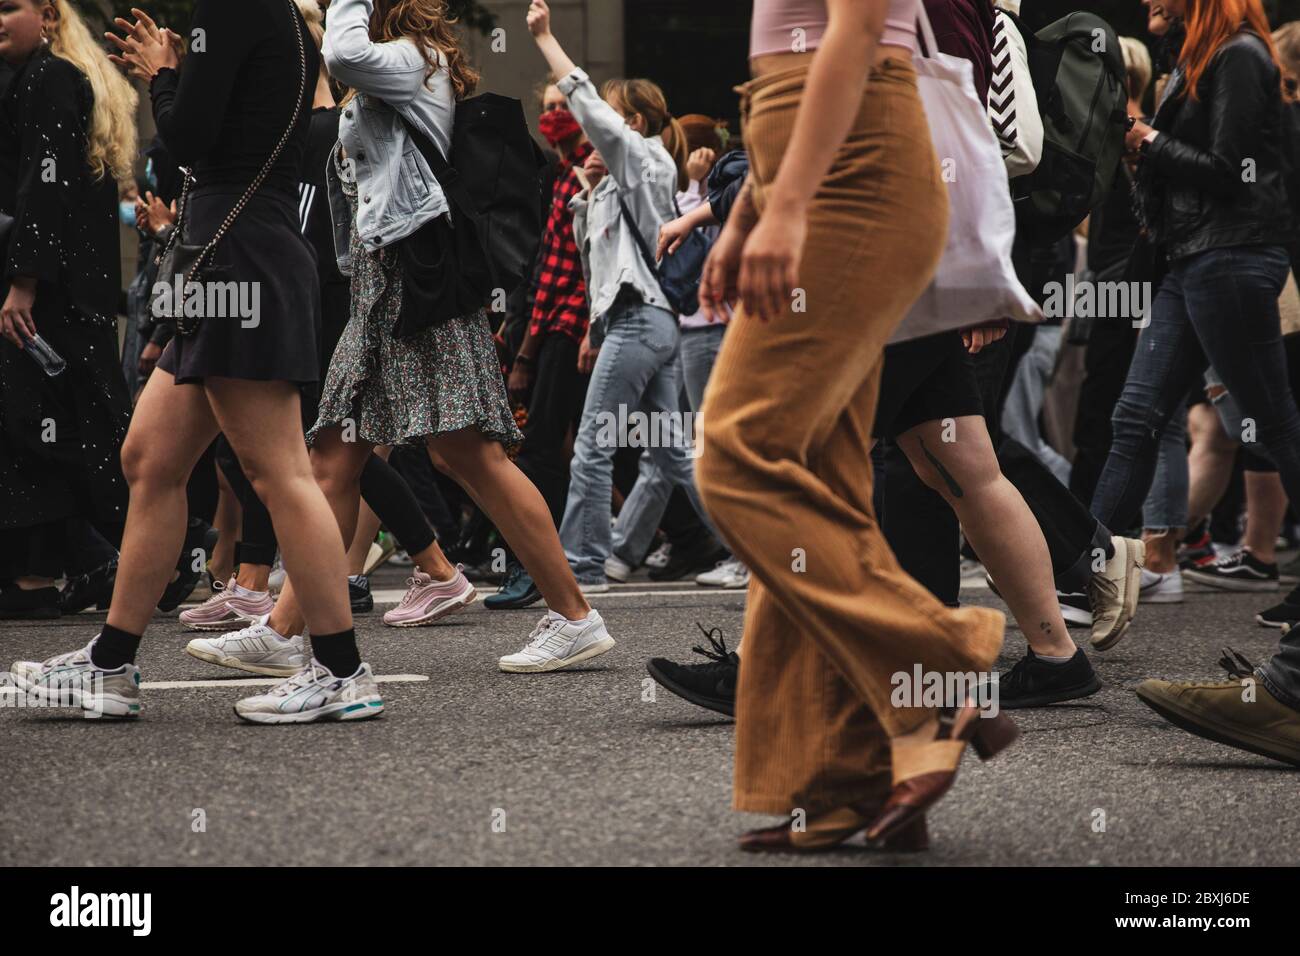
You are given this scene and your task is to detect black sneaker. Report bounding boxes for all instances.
[1257,600,1300,629]
[646,624,738,717]
[484,561,542,610]
[1057,591,1092,628]
[349,574,374,613]
[1185,549,1279,592]
[649,535,730,583]
[159,520,219,612]
[990,648,1102,709]
[0,585,62,620]
[59,558,118,614]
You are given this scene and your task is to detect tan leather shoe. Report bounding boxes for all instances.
[1136,676,1300,767]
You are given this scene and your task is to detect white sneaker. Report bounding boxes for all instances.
[604,555,634,583]
[186,616,306,677]
[268,558,286,594]
[644,542,672,570]
[695,557,750,589]
[1139,568,1184,604]
[233,660,384,724]
[1088,536,1145,650]
[9,641,141,718]
[498,610,617,673]
[578,580,610,594]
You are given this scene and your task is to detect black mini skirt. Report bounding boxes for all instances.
[157,186,320,385]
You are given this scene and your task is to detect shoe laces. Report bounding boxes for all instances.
[522,615,566,652]
[497,563,522,592]
[1212,549,1246,569]
[43,645,93,671]
[691,623,733,664]
[1218,646,1257,680]
[268,662,330,697]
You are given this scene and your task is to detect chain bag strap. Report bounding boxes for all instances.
[153,0,308,335]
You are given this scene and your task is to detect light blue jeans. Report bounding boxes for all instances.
[559,299,710,583]
[1002,324,1073,486]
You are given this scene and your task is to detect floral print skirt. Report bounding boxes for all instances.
[307,179,522,450]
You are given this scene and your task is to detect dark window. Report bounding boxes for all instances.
[624,0,751,135]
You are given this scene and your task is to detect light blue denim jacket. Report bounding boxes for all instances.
[322,0,454,275]
[559,68,676,333]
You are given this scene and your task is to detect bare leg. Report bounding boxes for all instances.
[429,428,589,620]
[1142,529,1181,574]
[346,501,382,576]
[210,468,239,583]
[107,369,221,636]
[1186,399,1239,530]
[1243,470,1288,564]
[204,379,352,636]
[899,416,1076,658]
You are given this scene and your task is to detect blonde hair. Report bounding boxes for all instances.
[1275,22,1300,102]
[1119,36,1153,102]
[43,0,138,185]
[295,0,325,49]
[600,78,688,191]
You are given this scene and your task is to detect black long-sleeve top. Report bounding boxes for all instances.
[0,48,119,326]
[149,0,320,196]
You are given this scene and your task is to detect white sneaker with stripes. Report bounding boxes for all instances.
[186,616,305,677]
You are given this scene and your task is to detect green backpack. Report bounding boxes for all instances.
[1009,11,1129,243]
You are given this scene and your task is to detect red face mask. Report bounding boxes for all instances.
[538,107,582,147]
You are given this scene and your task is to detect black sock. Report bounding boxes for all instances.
[312,628,361,677]
[91,624,142,669]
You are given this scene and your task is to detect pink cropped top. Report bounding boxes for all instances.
[750,0,919,58]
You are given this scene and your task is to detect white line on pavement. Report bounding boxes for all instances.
[0,674,429,695]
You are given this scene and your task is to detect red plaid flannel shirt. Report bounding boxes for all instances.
[529,141,594,343]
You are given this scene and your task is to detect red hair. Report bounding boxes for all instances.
[1179,0,1279,100]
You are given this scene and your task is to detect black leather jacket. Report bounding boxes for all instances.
[1138,30,1294,261]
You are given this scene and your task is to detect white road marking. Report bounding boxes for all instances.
[0,674,428,696]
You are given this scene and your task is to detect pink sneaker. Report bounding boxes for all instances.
[382,567,478,627]
[179,577,276,631]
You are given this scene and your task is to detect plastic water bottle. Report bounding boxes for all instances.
[24,333,67,377]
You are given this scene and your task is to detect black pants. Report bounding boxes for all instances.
[880,238,1110,603]
[216,442,436,568]
[1070,317,1139,507]
[513,331,589,528]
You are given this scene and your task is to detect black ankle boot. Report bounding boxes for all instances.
[59,558,118,614]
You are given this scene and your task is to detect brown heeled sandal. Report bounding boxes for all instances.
[865,704,1019,846]
[739,802,929,854]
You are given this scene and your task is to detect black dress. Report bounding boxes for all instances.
[153,0,322,385]
[0,47,131,575]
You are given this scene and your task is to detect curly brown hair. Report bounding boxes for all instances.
[372,0,479,100]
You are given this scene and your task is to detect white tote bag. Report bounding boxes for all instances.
[890,3,1042,344]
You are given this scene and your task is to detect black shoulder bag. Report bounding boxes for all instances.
[153,0,307,335]
[616,190,711,316]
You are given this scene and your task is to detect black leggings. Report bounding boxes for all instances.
[215,439,437,568]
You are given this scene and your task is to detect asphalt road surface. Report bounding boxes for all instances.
[2,564,1297,866]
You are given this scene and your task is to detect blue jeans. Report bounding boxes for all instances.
[1141,400,1188,531]
[1088,244,1300,706]
[1002,324,1073,485]
[559,300,710,582]
[679,323,727,412]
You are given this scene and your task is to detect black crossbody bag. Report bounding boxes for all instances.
[152,0,307,335]
[616,190,711,316]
